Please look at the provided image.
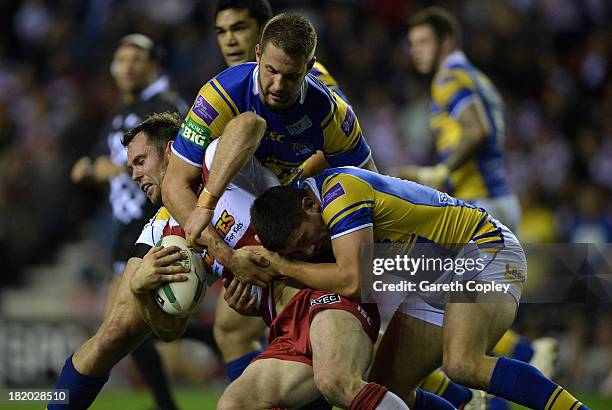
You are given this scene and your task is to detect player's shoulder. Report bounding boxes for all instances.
[310,61,331,77]
[202,62,256,113]
[318,168,372,197]
[213,63,256,93]
[153,206,173,222]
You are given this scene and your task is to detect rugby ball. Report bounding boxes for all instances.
[154,235,207,317]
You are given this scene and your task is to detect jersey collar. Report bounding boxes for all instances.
[440,50,467,70]
[304,177,322,204]
[252,65,309,104]
[140,75,169,101]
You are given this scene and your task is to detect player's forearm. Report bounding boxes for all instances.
[93,156,126,182]
[125,256,189,342]
[277,259,360,298]
[200,224,235,267]
[445,103,488,172]
[162,155,201,226]
[203,112,266,197]
[134,291,188,342]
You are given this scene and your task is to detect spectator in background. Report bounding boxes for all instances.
[69,34,187,410]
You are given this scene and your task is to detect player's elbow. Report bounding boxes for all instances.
[227,112,266,149]
[339,271,361,298]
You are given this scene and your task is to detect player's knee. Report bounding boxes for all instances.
[314,368,357,405]
[442,351,482,387]
[217,385,251,410]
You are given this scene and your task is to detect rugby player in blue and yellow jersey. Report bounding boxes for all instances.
[397,7,520,231]
[248,167,592,410]
[211,1,356,390]
[161,14,376,286]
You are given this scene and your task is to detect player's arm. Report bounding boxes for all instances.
[444,100,490,171]
[71,155,125,184]
[322,94,377,173]
[184,112,267,246]
[415,72,489,186]
[127,246,191,342]
[245,227,372,298]
[161,153,200,225]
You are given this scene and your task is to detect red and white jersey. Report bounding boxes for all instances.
[134,138,279,323]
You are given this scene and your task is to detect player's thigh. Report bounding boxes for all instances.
[442,297,517,360]
[218,358,319,410]
[213,288,266,361]
[369,309,443,400]
[310,308,373,380]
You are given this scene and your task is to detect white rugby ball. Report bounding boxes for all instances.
[154,235,207,317]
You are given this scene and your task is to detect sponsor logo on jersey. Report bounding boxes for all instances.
[286,115,313,135]
[437,191,455,205]
[505,263,526,283]
[291,142,315,156]
[265,131,285,143]
[340,106,356,137]
[215,210,235,237]
[310,293,341,306]
[322,183,345,208]
[192,95,219,125]
[180,118,212,147]
[357,305,373,326]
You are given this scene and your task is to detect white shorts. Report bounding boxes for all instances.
[397,221,527,327]
[472,194,521,232]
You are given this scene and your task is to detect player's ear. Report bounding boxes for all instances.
[302,194,321,213]
[165,140,173,156]
[254,234,261,244]
[110,61,118,78]
[255,43,262,63]
[307,55,316,71]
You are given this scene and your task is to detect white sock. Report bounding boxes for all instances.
[375,391,410,409]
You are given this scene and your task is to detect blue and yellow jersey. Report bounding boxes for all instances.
[311,61,349,103]
[431,51,511,200]
[304,167,503,247]
[171,62,369,185]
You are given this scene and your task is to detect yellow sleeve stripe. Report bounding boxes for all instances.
[320,93,338,128]
[195,83,236,137]
[211,79,239,115]
[327,201,373,230]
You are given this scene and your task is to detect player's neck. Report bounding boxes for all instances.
[435,47,459,73]
[120,90,139,105]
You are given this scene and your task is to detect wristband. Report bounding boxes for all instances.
[197,187,220,210]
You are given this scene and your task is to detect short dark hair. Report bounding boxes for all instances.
[251,186,309,252]
[215,0,273,28]
[261,14,317,58]
[408,7,461,46]
[122,111,181,154]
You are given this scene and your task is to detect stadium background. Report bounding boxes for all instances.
[0,0,610,408]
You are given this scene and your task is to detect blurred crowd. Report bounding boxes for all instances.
[0,0,610,392]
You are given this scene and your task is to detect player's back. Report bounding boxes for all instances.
[431,51,511,201]
[306,167,502,247]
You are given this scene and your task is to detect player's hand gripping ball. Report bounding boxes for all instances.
[155,235,207,316]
